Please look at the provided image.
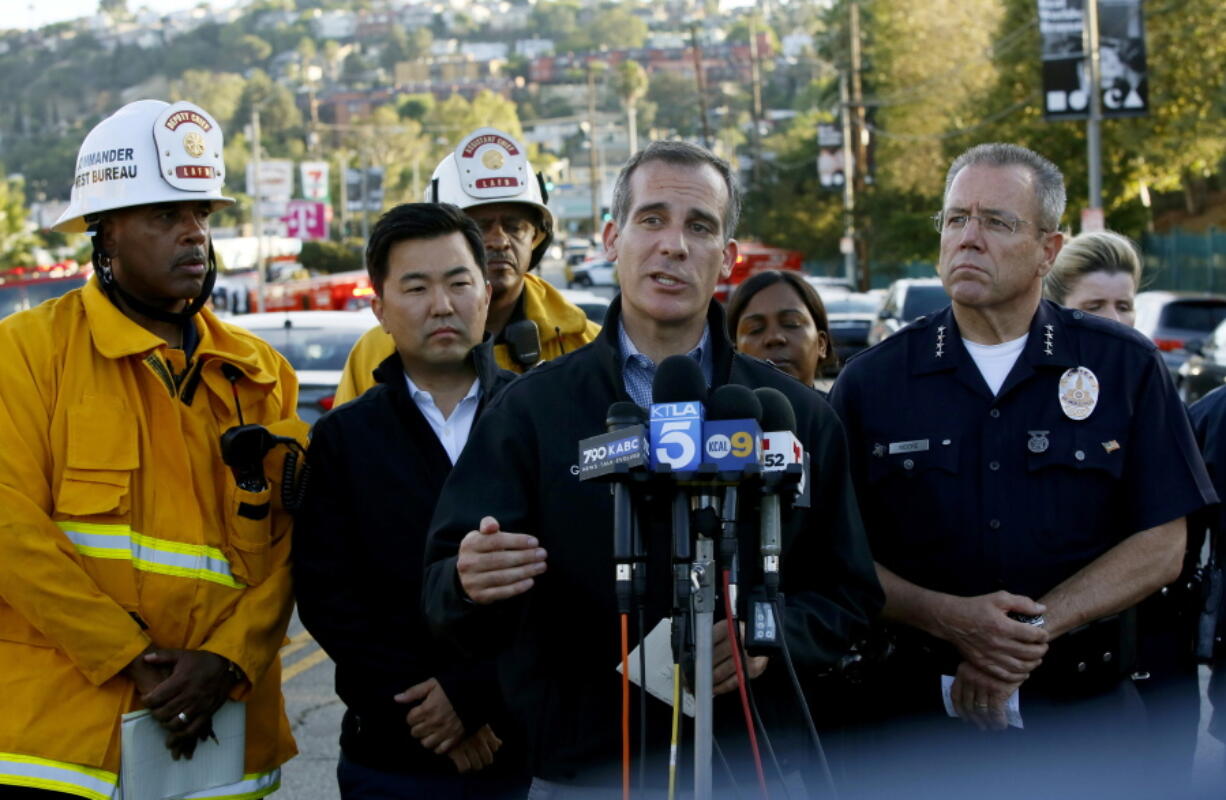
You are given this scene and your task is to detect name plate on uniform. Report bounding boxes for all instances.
[888,439,929,454]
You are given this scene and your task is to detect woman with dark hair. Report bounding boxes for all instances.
[726,270,834,389]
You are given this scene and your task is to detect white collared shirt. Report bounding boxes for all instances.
[403,372,481,464]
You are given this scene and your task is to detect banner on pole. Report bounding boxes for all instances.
[816,123,844,190]
[1039,0,1148,120]
[344,167,385,212]
[246,159,294,200]
[300,161,330,202]
[282,200,330,241]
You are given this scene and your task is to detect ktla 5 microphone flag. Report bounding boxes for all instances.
[1038,0,1148,120]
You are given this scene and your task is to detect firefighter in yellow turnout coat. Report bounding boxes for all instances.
[0,100,302,799]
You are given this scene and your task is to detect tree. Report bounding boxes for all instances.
[647,71,701,138]
[0,175,37,270]
[956,0,1226,232]
[611,60,648,154]
[738,110,844,259]
[98,0,130,20]
[344,106,430,206]
[169,71,246,130]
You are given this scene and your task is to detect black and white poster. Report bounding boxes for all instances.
[816,123,844,190]
[1038,0,1148,120]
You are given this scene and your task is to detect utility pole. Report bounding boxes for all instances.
[586,61,602,236]
[250,108,265,313]
[360,151,371,242]
[748,15,764,187]
[1084,0,1104,224]
[848,0,870,291]
[840,71,857,287]
[689,24,712,149]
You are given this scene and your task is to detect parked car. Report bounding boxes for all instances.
[227,310,376,423]
[567,259,617,288]
[1176,318,1226,403]
[0,269,91,320]
[559,288,611,325]
[820,290,882,368]
[1133,291,1226,376]
[868,278,950,345]
[806,275,856,293]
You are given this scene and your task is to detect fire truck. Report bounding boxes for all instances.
[0,262,93,320]
[260,269,374,312]
[714,241,805,302]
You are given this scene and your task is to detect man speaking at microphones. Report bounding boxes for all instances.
[423,141,882,797]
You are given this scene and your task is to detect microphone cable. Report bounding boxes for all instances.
[734,604,792,800]
[713,736,747,800]
[637,604,648,795]
[773,596,839,799]
[723,569,768,800]
[620,612,631,800]
[668,661,682,800]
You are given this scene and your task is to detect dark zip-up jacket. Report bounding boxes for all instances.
[422,297,883,785]
[293,341,519,775]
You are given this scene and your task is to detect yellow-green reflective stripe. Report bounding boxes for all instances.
[177,769,280,800]
[57,522,244,589]
[0,753,117,800]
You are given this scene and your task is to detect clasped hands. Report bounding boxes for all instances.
[931,591,1050,731]
[124,647,240,760]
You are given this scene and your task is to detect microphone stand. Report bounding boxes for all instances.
[689,469,721,800]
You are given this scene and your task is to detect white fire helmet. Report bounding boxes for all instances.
[53,99,233,233]
[428,127,555,240]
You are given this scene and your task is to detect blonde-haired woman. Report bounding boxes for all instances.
[1044,230,1142,326]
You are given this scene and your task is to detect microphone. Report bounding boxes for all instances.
[703,385,764,610]
[609,402,647,614]
[753,387,801,600]
[577,402,649,614]
[651,356,708,670]
[649,355,706,472]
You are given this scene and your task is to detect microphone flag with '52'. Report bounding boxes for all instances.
[702,384,762,470]
[755,386,809,508]
[650,355,707,471]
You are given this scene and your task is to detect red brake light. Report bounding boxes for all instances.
[1153,338,1185,352]
[318,395,335,411]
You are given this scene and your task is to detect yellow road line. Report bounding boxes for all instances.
[279,630,315,660]
[281,647,330,683]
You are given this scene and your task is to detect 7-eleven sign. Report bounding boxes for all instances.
[300,161,330,202]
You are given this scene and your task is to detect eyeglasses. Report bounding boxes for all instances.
[931,211,1047,236]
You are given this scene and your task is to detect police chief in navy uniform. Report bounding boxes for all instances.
[830,143,1216,799]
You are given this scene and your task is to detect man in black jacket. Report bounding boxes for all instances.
[422,141,883,796]
[294,203,523,799]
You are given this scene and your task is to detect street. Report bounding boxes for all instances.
[277,611,1226,799]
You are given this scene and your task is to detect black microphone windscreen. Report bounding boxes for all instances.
[606,401,646,431]
[707,384,763,422]
[651,355,707,404]
[755,387,797,433]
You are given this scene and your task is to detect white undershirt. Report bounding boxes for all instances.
[963,334,1028,395]
[403,372,481,464]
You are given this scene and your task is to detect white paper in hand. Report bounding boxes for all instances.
[940,675,1024,729]
[120,700,245,800]
[617,617,696,718]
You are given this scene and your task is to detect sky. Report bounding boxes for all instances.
[16,0,237,31]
